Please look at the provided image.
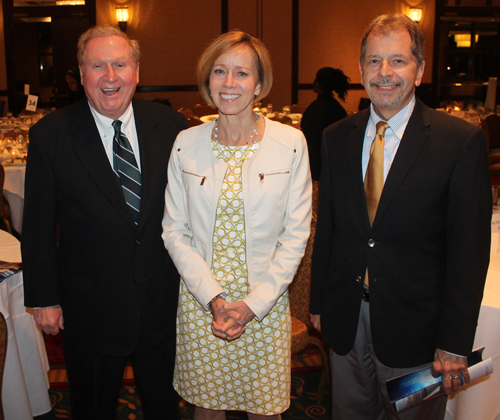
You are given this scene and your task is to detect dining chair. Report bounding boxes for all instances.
[186,117,203,128]
[0,311,8,420]
[290,104,307,114]
[193,103,215,118]
[178,107,194,118]
[484,114,500,151]
[269,115,293,126]
[0,165,13,235]
[289,207,331,402]
[3,129,28,141]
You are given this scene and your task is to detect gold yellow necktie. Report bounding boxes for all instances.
[364,121,389,287]
[365,121,389,226]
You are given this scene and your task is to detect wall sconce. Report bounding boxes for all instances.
[408,7,423,23]
[116,6,129,32]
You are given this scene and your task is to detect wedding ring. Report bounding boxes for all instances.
[451,375,460,380]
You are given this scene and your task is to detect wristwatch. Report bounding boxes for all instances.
[208,293,226,311]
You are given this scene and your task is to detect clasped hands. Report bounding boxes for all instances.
[211,299,255,341]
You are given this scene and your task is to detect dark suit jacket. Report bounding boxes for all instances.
[22,98,187,357]
[310,98,491,368]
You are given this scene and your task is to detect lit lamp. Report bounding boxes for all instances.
[408,7,423,23]
[116,6,129,33]
[454,34,478,48]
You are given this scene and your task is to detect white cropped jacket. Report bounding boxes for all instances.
[162,118,312,320]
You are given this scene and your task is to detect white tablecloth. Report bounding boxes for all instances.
[445,214,500,420]
[2,162,26,235]
[0,230,51,419]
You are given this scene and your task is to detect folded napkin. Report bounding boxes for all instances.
[0,260,22,283]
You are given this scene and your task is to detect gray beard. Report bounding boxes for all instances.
[369,78,404,109]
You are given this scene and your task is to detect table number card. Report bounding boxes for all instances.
[26,94,38,112]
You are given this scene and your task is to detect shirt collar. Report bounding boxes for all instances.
[89,102,134,132]
[367,95,416,139]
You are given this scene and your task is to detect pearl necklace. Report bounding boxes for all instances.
[213,113,259,145]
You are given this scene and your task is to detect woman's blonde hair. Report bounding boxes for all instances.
[197,31,273,108]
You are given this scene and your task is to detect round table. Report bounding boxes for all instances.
[2,162,26,235]
[0,229,51,419]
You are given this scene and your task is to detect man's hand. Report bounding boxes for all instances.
[432,348,470,395]
[310,314,321,332]
[34,305,64,335]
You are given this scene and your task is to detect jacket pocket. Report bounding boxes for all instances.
[258,170,290,183]
[58,267,95,295]
[405,278,443,300]
[182,170,207,185]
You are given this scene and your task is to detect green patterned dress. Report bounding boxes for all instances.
[173,139,292,415]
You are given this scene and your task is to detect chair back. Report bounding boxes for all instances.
[290,104,307,114]
[289,218,316,329]
[0,311,7,420]
[0,165,12,234]
[269,115,293,126]
[178,108,194,118]
[0,165,7,218]
[193,103,215,118]
[484,114,500,150]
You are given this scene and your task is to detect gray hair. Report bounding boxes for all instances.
[360,14,424,68]
[77,25,141,66]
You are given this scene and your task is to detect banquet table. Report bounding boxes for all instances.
[2,162,26,235]
[0,229,51,419]
[444,213,500,420]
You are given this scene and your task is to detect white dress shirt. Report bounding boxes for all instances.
[362,95,416,181]
[89,102,141,171]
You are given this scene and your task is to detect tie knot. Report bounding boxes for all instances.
[376,121,389,137]
[112,120,123,134]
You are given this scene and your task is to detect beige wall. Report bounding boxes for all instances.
[0,0,8,112]
[0,0,437,112]
[298,0,436,113]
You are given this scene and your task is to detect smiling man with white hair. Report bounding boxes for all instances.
[22,25,186,420]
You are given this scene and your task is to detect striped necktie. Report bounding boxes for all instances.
[112,120,141,225]
[364,120,389,286]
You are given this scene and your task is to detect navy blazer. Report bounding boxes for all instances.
[22,98,187,356]
[310,98,491,368]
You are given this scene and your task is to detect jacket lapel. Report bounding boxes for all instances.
[349,110,372,231]
[133,99,162,231]
[373,99,431,227]
[70,99,137,228]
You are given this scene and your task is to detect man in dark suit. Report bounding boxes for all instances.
[310,14,491,420]
[22,26,186,420]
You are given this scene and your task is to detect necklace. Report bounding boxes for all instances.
[213,113,259,145]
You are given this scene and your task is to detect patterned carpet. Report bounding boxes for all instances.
[44,332,331,419]
[47,370,331,420]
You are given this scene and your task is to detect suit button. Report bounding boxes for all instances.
[135,239,141,246]
[134,277,139,283]
[368,239,375,247]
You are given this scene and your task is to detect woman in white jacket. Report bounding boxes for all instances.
[162,31,311,420]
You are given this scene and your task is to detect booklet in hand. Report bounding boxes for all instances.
[386,347,493,413]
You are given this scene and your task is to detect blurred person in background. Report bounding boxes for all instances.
[301,66,350,182]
